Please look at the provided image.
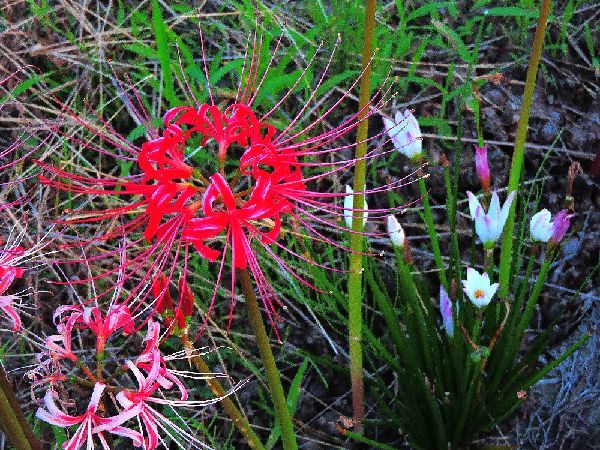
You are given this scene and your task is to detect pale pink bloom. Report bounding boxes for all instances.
[0,245,25,331]
[467,190,516,247]
[475,144,491,192]
[530,209,554,242]
[462,268,498,308]
[36,382,143,450]
[382,109,422,159]
[530,208,572,244]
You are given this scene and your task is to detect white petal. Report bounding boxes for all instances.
[343,186,354,228]
[499,191,517,230]
[466,192,480,219]
[382,116,395,132]
[88,383,106,412]
[488,191,501,219]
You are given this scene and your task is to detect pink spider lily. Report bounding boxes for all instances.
[0,295,21,331]
[0,245,25,331]
[51,303,134,354]
[0,228,59,330]
[35,302,222,449]
[112,353,215,450]
[37,25,420,335]
[36,382,143,450]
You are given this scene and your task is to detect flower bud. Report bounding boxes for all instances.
[386,215,405,248]
[179,278,195,318]
[475,144,491,193]
[439,286,454,337]
[550,209,571,244]
[151,274,173,315]
[530,209,554,242]
[343,185,368,229]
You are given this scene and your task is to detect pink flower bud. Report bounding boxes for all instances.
[550,209,571,244]
[475,144,490,192]
[439,286,454,337]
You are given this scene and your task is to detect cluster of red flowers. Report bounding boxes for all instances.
[36,34,406,338]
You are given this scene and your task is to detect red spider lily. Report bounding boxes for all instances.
[150,274,195,332]
[38,25,421,336]
[36,382,143,450]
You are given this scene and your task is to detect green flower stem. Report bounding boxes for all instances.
[0,366,40,450]
[348,0,376,433]
[498,0,552,298]
[418,177,448,288]
[179,334,265,450]
[238,269,297,450]
[509,248,556,359]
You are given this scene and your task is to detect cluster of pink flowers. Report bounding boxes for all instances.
[32,303,213,449]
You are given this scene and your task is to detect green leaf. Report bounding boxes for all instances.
[432,20,474,63]
[265,359,309,449]
[0,73,46,107]
[406,2,453,23]
[123,42,158,59]
[52,424,68,446]
[483,7,539,19]
[151,0,177,106]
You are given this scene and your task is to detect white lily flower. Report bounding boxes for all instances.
[386,215,405,248]
[467,190,516,247]
[344,185,368,229]
[383,109,422,159]
[529,209,554,242]
[462,268,498,308]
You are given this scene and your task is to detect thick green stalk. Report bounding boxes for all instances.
[348,0,376,433]
[498,0,552,298]
[180,335,265,450]
[0,366,40,450]
[418,177,448,288]
[238,269,297,450]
